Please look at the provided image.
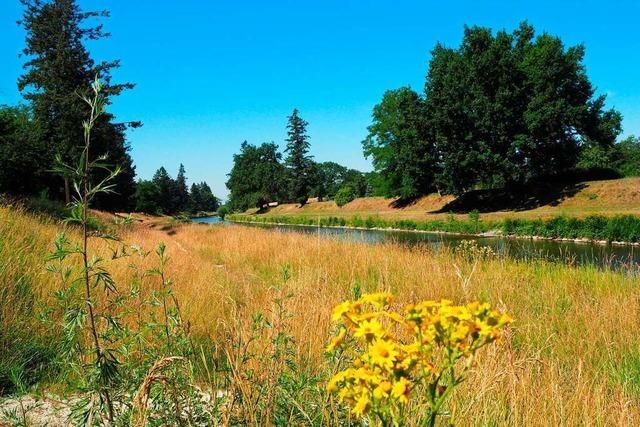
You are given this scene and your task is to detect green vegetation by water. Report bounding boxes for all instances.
[228,212,640,243]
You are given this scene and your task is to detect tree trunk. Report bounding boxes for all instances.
[64,177,71,204]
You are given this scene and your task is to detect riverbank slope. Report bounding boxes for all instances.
[254,177,640,221]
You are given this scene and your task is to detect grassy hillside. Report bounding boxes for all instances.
[2,203,640,424]
[256,177,640,221]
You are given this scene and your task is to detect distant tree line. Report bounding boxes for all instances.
[363,22,636,198]
[135,164,219,215]
[226,110,370,212]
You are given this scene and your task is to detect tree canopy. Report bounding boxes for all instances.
[226,141,286,211]
[364,22,623,196]
[363,87,435,198]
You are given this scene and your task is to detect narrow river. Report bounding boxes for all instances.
[193,216,639,273]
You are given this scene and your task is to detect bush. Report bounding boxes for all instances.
[334,186,356,207]
[217,205,229,219]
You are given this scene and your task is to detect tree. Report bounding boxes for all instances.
[363,87,435,198]
[424,22,621,194]
[284,109,314,205]
[312,161,348,199]
[189,183,202,213]
[189,182,219,212]
[342,169,368,198]
[196,182,219,212]
[134,180,160,213]
[152,167,178,214]
[613,136,640,176]
[0,105,48,196]
[175,164,190,212]
[226,141,286,211]
[18,0,138,209]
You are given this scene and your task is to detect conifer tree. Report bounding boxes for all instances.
[175,163,190,211]
[152,167,178,214]
[284,109,314,206]
[18,0,138,209]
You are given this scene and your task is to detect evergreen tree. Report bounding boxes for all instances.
[175,163,190,211]
[197,182,219,211]
[18,0,138,209]
[152,167,178,214]
[134,180,160,213]
[188,182,218,213]
[284,109,314,206]
[189,183,202,213]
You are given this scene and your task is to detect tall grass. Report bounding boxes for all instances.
[0,205,60,395]
[2,205,640,424]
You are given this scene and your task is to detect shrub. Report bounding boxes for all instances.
[217,205,230,219]
[335,186,356,207]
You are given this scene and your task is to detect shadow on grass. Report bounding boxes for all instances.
[431,182,588,214]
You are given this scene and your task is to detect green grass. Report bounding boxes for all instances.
[228,213,640,243]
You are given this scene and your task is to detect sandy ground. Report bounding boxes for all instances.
[0,395,73,426]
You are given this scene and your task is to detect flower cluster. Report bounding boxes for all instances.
[326,292,512,423]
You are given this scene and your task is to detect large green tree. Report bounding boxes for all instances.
[310,161,368,200]
[226,141,286,211]
[18,0,138,209]
[613,136,640,176]
[424,22,621,194]
[284,109,314,205]
[363,87,435,198]
[134,180,160,213]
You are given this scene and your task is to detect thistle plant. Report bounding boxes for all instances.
[47,77,123,423]
[326,293,512,426]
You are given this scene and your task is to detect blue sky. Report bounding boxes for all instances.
[1,1,639,199]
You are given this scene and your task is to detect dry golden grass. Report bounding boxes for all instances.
[2,204,640,425]
[260,177,640,222]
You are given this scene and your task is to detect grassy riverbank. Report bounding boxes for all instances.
[2,204,640,424]
[257,177,640,222]
[228,212,640,244]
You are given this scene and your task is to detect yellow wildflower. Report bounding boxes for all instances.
[451,323,470,342]
[331,301,352,322]
[327,373,343,392]
[369,339,398,371]
[354,319,386,341]
[326,327,347,352]
[360,292,393,308]
[391,377,411,404]
[373,380,392,400]
[352,393,370,417]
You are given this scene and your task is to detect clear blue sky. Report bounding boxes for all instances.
[1,1,639,199]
